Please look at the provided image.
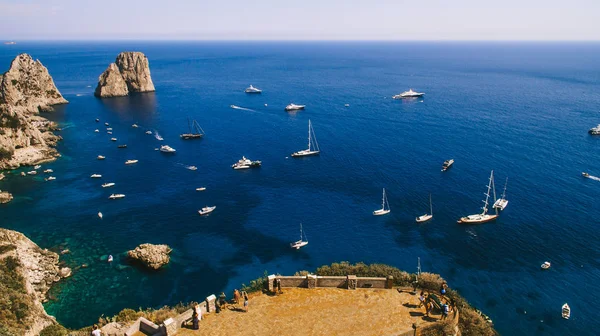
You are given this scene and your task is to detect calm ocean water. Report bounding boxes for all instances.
[1,42,599,335]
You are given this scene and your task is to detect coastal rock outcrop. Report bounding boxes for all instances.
[127,243,172,270]
[0,190,13,203]
[0,54,67,170]
[0,228,69,335]
[95,52,155,98]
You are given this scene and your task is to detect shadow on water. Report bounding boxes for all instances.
[95,92,158,122]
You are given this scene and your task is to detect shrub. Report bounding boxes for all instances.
[315,261,412,286]
[10,80,17,86]
[0,148,14,161]
[417,272,446,291]
[458,306,497,336]
[0,245,16,255]
[39,324,68,336]
[241,270,268,293]
[420,319,455,336]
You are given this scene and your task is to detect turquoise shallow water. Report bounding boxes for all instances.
[1,42,600,335]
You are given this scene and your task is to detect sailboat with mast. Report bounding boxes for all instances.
[416,194,433,223]
[290,223,308,249]
[458,170,498,224]
[373,188,391,216]
[180,118,205,140]
[291,120,320,157]
[493,177,509,211]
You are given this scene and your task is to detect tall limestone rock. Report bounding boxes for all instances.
[0,54,67,170]
[95,52,155,98]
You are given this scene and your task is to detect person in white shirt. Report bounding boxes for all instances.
[91,324,101,336]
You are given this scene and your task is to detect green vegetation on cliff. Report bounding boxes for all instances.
[0,245,34,335]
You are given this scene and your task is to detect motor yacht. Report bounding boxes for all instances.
[245,85,262,94]
[97,155,105,160]
[198,206,216,215]
[442,159,454,172]
[392,89,424,99]
[109,194,125,199]
[102,182,115,188]
[589,124,600,135]
[231,156,261,169]
[125,159,138,165]
[285,103,305,111]
[159,145,176,153]
[91,174,102,178]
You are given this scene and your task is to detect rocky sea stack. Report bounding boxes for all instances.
[0,53,68,170]
[95,52,155,98]
[126,243,171,270]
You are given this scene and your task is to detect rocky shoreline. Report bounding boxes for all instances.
[0,228,71,335]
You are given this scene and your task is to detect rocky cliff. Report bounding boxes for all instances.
[95,52,155,98]
[0,228,70,336]
[0,53,68,170]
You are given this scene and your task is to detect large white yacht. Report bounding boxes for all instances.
[159,145,176,153]
[393,89,425,99]
[231,156,262,169]
[245,85,262,94]
[589,124,600,135]
[285,103,306,111]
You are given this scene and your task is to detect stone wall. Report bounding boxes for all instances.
[316,276,347,288]
[268,274,391,291]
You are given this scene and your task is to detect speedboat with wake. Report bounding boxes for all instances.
[458,170,498,224]
[393,89,424,99]
[285,103,305,111]
[198,206,216,215]
[245,85,262,94]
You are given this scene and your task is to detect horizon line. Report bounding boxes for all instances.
[3,39,600,43]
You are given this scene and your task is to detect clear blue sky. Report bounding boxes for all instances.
[1,0,598,40]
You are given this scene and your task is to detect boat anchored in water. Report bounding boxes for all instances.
[196,187,206,191]
[493,177,509,211]
[132,124,139,128]
[110,138,117,142]
[442,159,454,172]
[145,130,152,135]
[285,103,305,111]
[102,182,115,188]
[589,124,600,135]
[125,159,138,165]
[231,156,262,169]
[159,145,176,153]
[290,223,309,249]
[186,165,197,171]
[45,176,56,181]
[180,118,205,140]
[26,170,37,175]
[416,194,433,223]
[97,155,105,160]
[291,120,320,157]
[562,303,570,319]
[198,206,216,215]
[392,89,425,99]
[94,129,99,133]
[373,188,391,216]
[91,174,102,178]
[109,194,125,199]
[458,170,498,224]
[245,85,262,94]
[98,212,103,219]
[541,261,551,270]
[43,169,53,173]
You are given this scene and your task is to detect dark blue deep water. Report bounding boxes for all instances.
[1,42,599,335]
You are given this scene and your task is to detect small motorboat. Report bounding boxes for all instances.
[97,155,105,160]
[186,166,198,171]
[27,170,37,175]
[106,128,113,131]
[196,187,206,191]
[345,104,350,107]
[107,255,113,262]
[117,144,127,148]
[45,176,56,181]
[94,129,99,133]
[98,212,103,219]
[107,131,113,134]
[110,138,117,141]
[95,118,100,122]
[34,165,41,169]
[43,169,53,173]
[582,172,590,178]
[562,303,570,319]
[541,261,551,270]
[125,159,138,165]
[198,206,216,215]
[105,122,109,126]
[20,172,26,176]
[102,182,115,188]
[132,124,139,128]
[160,145,176,153]
[108,194,125,199]
[442,159,454,172]
[285,103,306,111]
[145,130,152,135]
[91,174,102,178]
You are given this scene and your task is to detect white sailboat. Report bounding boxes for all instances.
[373,188,391,216]
[458,170,498,224]
[493,177,509,211]
[291,120,320,157]
[290,223,308,249]
[416,194,433,223]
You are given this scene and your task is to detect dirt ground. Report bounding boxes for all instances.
[178,287,441,336]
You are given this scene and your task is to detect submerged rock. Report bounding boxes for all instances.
[0,190,13,203]
[95,52,155,98]
[126,243,172,270]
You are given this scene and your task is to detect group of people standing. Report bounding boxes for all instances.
[417,282,455,321]
[188,289,250,330]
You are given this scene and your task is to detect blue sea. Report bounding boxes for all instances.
[1,41,599,335]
